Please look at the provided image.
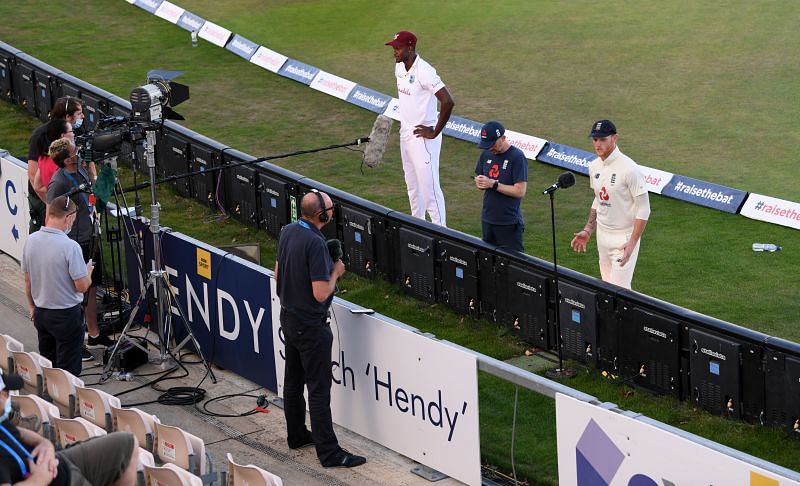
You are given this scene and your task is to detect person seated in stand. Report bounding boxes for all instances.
[0,373,139,486]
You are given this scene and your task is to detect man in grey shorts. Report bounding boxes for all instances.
[0,373,139,485]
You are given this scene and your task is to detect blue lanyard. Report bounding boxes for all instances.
[298,219,311,230]
[0,423,33,478]
[63,170,92,214]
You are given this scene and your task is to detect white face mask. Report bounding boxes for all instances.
[0,396,12,423]
[72,117,83,129]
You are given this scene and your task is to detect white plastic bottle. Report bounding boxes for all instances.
[752,243,781,252]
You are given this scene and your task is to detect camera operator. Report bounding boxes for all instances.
[26,97,86,233]
[46,139,115,358]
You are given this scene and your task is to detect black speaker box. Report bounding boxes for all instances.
[689,328,741,418]
[156,129,192,197]
[739,342,765,424]
[765,349,800,431]
[436,239,479,316]
[190,142,223,209]
[558,281,598,364]
[617,304,680,397]
[477,251,498,323]
[0,43,16,102]
[257,172,293,238]
[497,261,549,349]
[33,73,56,123]
[340,205,377,278]
[223,152,259,227]
[595,292,618,374]
[79,90,109,131]
[398,227,436,303]
[11,59,36,117]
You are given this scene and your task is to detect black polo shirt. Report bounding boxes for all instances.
[276,219,333,325]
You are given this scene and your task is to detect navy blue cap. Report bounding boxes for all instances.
[478,121,505,149]
[589,119,616,138]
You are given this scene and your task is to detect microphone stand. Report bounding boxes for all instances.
[544,188,576,379]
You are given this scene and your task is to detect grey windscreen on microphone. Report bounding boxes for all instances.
[364,115,393,168]
[558,171,576,189]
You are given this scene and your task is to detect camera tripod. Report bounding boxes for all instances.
[102,128,216,382]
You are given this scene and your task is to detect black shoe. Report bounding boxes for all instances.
[321,449,366,468]
[288,432,315,450]
[87,334,115,348]
[81,347,94,362]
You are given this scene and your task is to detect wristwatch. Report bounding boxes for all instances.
[492,180,499,190]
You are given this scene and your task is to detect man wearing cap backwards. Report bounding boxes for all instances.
[570,120,650,289]
[474,121,528,252]
[0,373,139,485]
[386,30,455,227]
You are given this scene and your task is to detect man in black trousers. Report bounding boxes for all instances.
[274,190,366,468]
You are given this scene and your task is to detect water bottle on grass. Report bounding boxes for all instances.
[752,243,781,252]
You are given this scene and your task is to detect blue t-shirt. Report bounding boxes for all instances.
[475,145,528,225]
[276,219,333,325]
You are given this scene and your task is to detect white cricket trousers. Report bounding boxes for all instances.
[596,227,640,289]
[400,134,446,227]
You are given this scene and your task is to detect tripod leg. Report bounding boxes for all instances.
[159,274,218,383]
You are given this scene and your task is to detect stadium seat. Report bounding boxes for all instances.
[13,351,51,396]
[138,448,156,486]
[10,394,59,439]
[112,406,161,452]
[49,413,107,448]
[144,463,203,486]
[0,334,23,373]
[76,385,121,432]
[42,367,84,418]
[225,452,283,486]
[154,422,208,477]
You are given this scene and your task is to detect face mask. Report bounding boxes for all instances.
[72,117,83,129]
[0,397,12,423]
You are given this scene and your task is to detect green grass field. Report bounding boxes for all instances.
[1,1,799,483]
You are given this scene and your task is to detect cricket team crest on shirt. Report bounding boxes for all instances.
[409,75,415,84]
[610,173,617,185]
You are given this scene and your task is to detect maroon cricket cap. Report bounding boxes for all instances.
[385,31,417,47]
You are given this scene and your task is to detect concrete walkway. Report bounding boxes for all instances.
[0,251,464,486]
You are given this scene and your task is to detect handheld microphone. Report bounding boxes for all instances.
[542,172,576,194]
[60,183,91,198]
[327,238,343,262]
[363,114,393,168]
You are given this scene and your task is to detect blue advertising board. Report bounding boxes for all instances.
[661,175,748,214]
[346,85,392,114]
[277,59,320,86]
[133,0,164,14]
[225,34,259,61]
[176,11,205,33]
[536,142,595,176]
[443,116,483,144]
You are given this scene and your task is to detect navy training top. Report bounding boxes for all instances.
[475,144,528,225]
[276,219,333,325]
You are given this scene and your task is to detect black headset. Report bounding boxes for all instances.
[311,189,329,223]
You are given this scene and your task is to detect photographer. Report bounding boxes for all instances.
[46,140,115,358]
[26,97,85,233]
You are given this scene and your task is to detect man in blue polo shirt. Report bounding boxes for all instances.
[274,190,365,469]
[474,121,529,252]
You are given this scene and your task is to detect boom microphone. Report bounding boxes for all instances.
[542,171,576,194]
[363,114,393,168]
[327,238,343,262]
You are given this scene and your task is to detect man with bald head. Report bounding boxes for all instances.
[274,191,365,468]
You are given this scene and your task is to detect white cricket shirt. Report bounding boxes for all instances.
[588,146,648,231]
[394,55,445,140]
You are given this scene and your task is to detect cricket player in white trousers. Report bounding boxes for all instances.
[571,120,650,289]
[386,30,455,227]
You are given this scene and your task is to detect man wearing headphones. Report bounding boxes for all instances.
[274,191,366,469]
